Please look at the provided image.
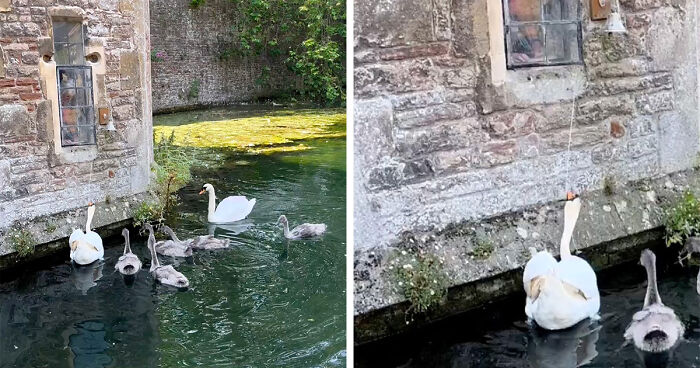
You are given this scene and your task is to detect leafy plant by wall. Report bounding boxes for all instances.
[390,247,448,320]
[190,0,206,9]
[9,228,35,258]
[664,191,700,247]
[188,79,200,100]
[136,132,193,226]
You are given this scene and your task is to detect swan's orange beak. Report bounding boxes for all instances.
[566,191,576,201]
[198,189,206,195]
[88,202,94,206]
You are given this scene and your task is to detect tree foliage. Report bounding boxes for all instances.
[222,0,346,106]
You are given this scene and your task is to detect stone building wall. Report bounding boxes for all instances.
[354,0,700,323]
[149,0,296,113]
[0,0,152,256]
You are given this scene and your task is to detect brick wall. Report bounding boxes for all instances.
[0,0,152,241]
[149,0,296,113]
[354,0,699,251]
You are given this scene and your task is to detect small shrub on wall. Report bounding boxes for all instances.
[664,191,700,247]
[136,132,193,226]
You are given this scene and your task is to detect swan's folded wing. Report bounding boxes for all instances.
[69,229,84,245]
[85,231,104,258]
[556,256,599,300]
[214,196,255,222]
[523,250,557,295]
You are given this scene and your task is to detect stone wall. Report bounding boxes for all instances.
[149,0,296,113]
[353,0,700,329]
[0,0,152,255]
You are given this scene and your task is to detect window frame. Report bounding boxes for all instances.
[502,0,584,69]
[56,65,97,147]
[52,19,96,148]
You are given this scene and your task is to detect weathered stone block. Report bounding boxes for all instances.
[394,103,471,129]
[355,0,434,47]
[577,95,635,124]
[541,125,608,154]
[659,112,698,174]
[484,110,540,139]
[0,160,10,188]
[635,90,674,114]
[394,121,478,159]
[355,98,395,171]
[451,0,489,58]
[0,104,29,137]
[37,37,53,58]
[587,73,673,96]
[625,115,656,138]
[354,42,449,65]
[477,140,518,168]
[0,0,9,12]
[355,59,441,98]
[119,51,141,90]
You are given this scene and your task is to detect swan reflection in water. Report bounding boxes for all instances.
[527,320,600,368]
[68,320,112,368]
[70,262,104,295]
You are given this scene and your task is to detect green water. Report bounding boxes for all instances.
[0,115,346,367]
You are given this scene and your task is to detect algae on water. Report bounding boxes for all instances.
[153,108,346,154]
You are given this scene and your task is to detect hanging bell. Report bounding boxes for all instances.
[106,120,117,132]
[604,11,627,34]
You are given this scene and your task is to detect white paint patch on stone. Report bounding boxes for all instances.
[516,227,528,239]
[614,200,627,213]
[646,191,657,202]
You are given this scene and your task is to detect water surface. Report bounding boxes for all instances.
[0,114,346,367]
[357,246,700,368]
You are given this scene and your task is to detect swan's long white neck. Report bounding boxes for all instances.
[85,205,95,233]
[207,188,217,218]
[560,198,581,259]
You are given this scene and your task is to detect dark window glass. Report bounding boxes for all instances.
[504,0,582,68]
[57,66,95,147]
[53,20,95,147]
[53,21,85,65]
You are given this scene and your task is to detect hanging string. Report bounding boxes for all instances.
[564,82,578,196]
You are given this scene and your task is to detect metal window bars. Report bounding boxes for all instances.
[503,0,583,68]
[56,65,96,147]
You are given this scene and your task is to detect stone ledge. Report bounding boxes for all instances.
[354,168,700,344]
[0,193,148,270]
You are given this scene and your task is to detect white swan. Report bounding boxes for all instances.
[68,203,104,265]
[523,196,600,330]
[624,249,683,353]
[199,183,256,224]
[277,215,327,239]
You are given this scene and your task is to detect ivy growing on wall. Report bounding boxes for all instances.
[211,0,346,106]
